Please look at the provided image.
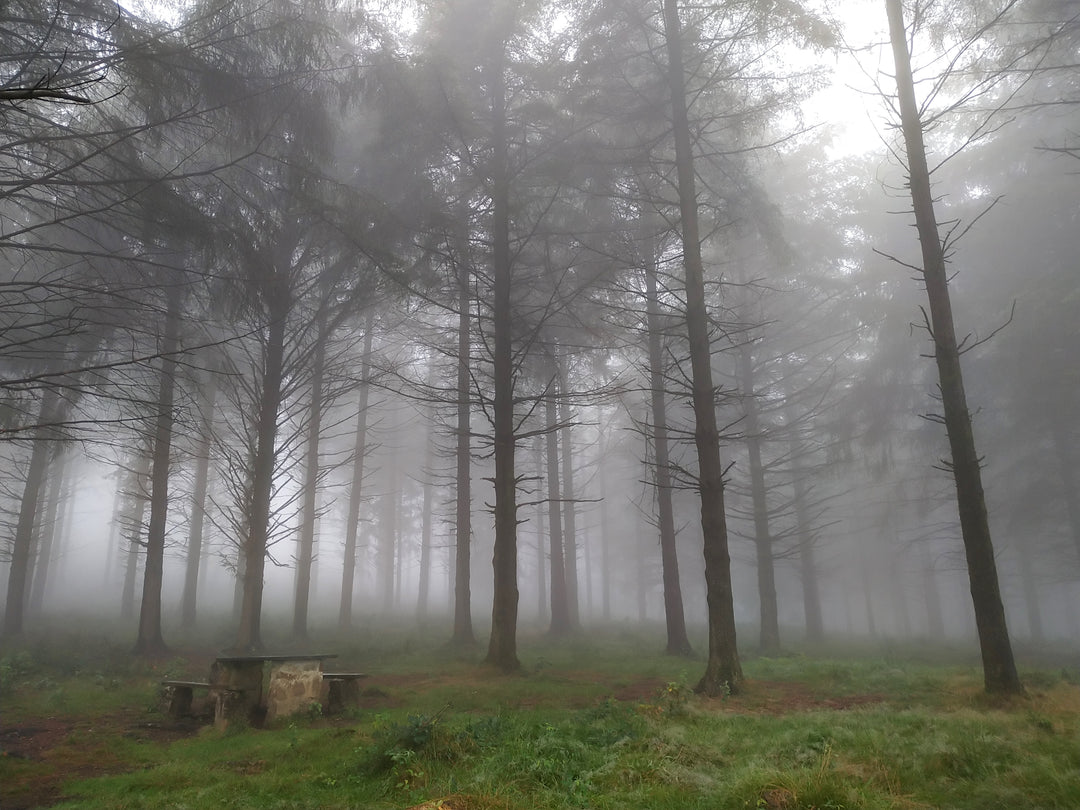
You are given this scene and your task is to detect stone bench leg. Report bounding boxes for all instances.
[213,689,249,732]
[165,685,194,719]
[325,679,362,714]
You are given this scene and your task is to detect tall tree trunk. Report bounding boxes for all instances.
[485,39,520,672]
[1050,423,1080,566]
[232,538,246,622]
[103,481,124,587]
[920,539,945,639]
[546,391,571,636]
[558,373,580,630]
[181,364,217,630]
[662,0,742,695]
[417,416,435,620]
[450,267,476,645]
[29,448,66,616]
[1017,544,1044,641]
[534,437,547,623]
[859,544,877,637]
[293,306,328,640]
[887,0,1022,694]
[2,387,61,637]
[739,341,780,653]
[135,281,184,655]
[780,361,824,644]
[340,311,375,629]
[236,284,289,651]
[380,418,399,614]
[121,445,152,620]
[643,252,692,655]
[635,515,647,622]
[598,436,612,623]
[793,472,824,644]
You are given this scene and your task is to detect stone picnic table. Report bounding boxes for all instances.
[211,653,338,727]
[163,652,365,729]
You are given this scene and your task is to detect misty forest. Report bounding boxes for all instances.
[2,0,1080,807]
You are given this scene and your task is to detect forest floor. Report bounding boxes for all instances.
[2,627,1079,809]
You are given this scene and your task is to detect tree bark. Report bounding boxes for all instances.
[887,0,1022,694]
[546,390,571,636]
[792,471,824,644]
[236,281,289,651]
[558,369,580,630]
[2,387,61,637]
[181,363,217,630]
[450,268,476,645]
[534,437,548,623]
[1050,422,1080,566]
[293,303,328,640]
[484,39,521,672]
[340,311,375,629]
[643,251,693,656]
[417,414,435,619]
[380,418,400,613]
[920,539,945,639]
[1017,544,1044,641]
[135,281,184,655]
[738,341,780,653]
[28,448,66,616]
[859,544,877,637]
[598,433,612,623]
[661,0,742,695]
[120,448,151,621]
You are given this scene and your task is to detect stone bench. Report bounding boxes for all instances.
[321,672,368,714]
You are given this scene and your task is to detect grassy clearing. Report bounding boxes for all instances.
[2,628,1079,809]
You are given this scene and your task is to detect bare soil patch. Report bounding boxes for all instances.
[0,710,200,810]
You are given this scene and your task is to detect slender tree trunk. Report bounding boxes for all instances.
[793,472,824,644]
[2,387,61,637]
[485,40,520,672]
[232,539,246,622]
[1017,545,1044,641]
[739,341,780,653]
[598,436,612,623]
[450,267,476,645]
[534,437,547,623]
[558,371,580,630]
[546,392,571,636]
[643,252,692,655]
[780,362,824,644]
[859,545,877,637]
[662,0,741,695]
[417,416,435,620]
[635,515,647,622]
[181,365,217,630]
[887,0,1021,694]
[340,311,375,629]
[236,285,289,651]
[293,307,328,640]
[121,446,152,620]
[135,281,184,655]
[890,549,912,637]
[29,449,66,616]
[583,524,593,618]
[920,539,945,639]
[103,481,123,587]
[1050,423,1080,566]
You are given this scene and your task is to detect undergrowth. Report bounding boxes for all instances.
[2,628,1078,810]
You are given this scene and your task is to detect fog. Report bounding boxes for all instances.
[2,0,1079,682]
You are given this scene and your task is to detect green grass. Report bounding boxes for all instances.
[3,628,1079,809]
